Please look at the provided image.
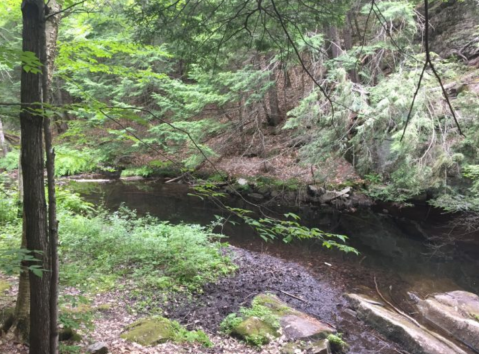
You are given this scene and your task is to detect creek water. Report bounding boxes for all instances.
[71,178,479,353]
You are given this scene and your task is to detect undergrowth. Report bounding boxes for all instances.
[59,205,236,294]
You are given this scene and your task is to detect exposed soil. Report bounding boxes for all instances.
[0,246,402,354]
[153,246,402,354]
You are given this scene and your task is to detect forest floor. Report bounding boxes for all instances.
[0,246,401,354]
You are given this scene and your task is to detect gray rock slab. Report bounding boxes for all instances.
[413,290,479,351]
[346,293,467,354]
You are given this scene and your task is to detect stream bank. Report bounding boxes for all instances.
[67,178,479,352]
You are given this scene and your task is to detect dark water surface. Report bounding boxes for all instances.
[71,178,479,352]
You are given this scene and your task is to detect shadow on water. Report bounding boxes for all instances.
[72,178,479,295]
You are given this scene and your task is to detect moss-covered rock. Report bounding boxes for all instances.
[120,316,212,347]
[253,294,295,316]
[222,293,336,346]
[121,317,176,346]
[232,316,280,345]
[0,307,14,325]
[281,341,306,354]
[59,327,82,342]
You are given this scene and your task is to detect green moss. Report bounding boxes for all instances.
[281,342,305,354]
[220,294,286,346]
[121,317,176,346]
[327,333,349,353]
[233,317,279,346]
[121,317,212,347]
[0,307,15,326]
[252,294,295,316]
[96,304,112,312]
[0,280,11,293]
[59,328,82,342]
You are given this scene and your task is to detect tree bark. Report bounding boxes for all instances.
[344,13,359,83]
[326,25,343,59]
[0,118,8,157]
[42,2,61,353]
[20,1,51,353]
[260,55,281,127]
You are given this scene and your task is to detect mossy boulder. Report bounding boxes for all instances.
[223,293,335,346]
[121,317,176,346]
[253,294,296,316]
[233,316,280,345]
[59,328,82,342]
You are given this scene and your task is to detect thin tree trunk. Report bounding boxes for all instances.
[43,2,61,353]
[0,118,8,157]
[20,1,51,353]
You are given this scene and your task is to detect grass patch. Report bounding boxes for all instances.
[59,206,236,295]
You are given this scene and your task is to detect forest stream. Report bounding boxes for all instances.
[71,178,479,353]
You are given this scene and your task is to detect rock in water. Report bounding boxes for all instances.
[413,290,479,352]
[346,293,467,354]
[87,342,108,354]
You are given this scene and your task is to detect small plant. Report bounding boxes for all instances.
[220,297,281,346]
[0,150,19,172]
[59,294,95,333]
[364,173,382,184]
[327,333,349,353]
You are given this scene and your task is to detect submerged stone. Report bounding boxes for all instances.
[120,317,176,346]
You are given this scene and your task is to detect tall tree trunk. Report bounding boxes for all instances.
[344,12,359,83]
[20,1,51,353]
[43,2,61,353]
[326,25,343,59]
[0,118,8,157]
[260,56,281,127]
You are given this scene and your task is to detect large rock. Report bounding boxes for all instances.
[428,0,479,60]
[120,317,176,346]
[233,316,279,345]
[346,293,467,354]
[412,291,479,351]
[229,293,335,345]
[255,293,335,340]
[280,314,334,341]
